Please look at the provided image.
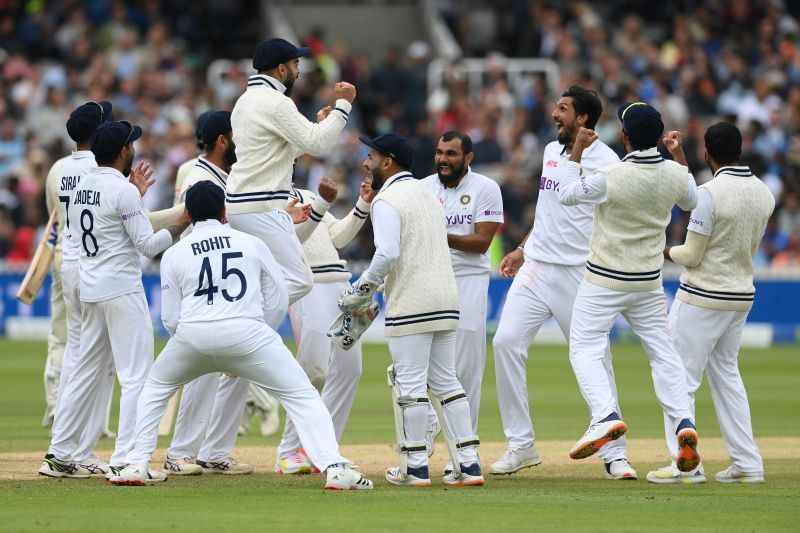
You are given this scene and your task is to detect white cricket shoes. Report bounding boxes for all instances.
[78,453,110,477]
[385,465,432,486]
[197,457,254,475]
[39,454,91,479]
[569,418,628,460]
[108,464,168,486]
[715,465,765,484]
[443,462,484,486]
[164,456,203,476]
[490,445,543,475]
[324,465,373,490]
[647,463,706,484]
[604,458,637,480]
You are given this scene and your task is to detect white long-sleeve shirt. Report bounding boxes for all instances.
[523,140,620,266]
[558,148,698,210]
[160,219,288,335]
[225,74,351,214]
[362,199,401,285]
[71,166,173,302]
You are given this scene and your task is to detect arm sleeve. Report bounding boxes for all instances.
[269,98,351,157]
[557,161,608,206]
[294,196,331,243]
[362,200,401,285]
[159,252,182,336]
[327,196,371,248]
[474,180,504,223]
[256,240,289,330]
[677,172,699,211]
[686,188,714,236]
[669,230,710,268]
[147,203,185,232]
[118,186,173,258]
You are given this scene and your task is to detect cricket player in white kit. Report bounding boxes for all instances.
[558,102,702,474]
[161,111,256,476]
[340,133,482,487]
[490,87,635,480]
[225,37,356,304]
[275,176,374,474]
[648,123,774,484]
[39,101,120,478]
[110,181,372,490]
[420,131,503,451]
[43,120,190,480]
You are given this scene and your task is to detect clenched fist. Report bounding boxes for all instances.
[318,176,338,203]
[574,127,598,150]
[334,82,356,103]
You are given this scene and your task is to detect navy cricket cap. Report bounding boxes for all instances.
[89,120,142,161]
[358,133,414,169]
[185,180,225,221]
[252,38,311,71]
[66,101,113,143]
[617,102,664,148]
[201,111,232,146]
[195,110,215,144]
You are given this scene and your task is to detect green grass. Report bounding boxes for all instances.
[1,338,799,531]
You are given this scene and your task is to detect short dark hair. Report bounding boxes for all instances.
[624,131,652,151]
[440,130,473,154]
[562,86,603,129]
[94,152,117,165]
[704,122,742,166]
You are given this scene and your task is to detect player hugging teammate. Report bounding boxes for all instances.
[33,33,771,489]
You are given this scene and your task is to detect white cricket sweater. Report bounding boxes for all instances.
[370,173,460,337]
[677,166,775,311]
[290,188,371,283]
[225,75,351,214]
[587,149,692,291]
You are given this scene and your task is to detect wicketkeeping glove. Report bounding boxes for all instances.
[338,276,379,313]
[328,300,380,350]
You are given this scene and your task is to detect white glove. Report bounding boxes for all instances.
[338,276,379,313]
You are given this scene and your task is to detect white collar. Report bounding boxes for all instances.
[94,166,126,180]
[714,165,753,178]
[72,150,94,159]
[193,219,224,230]
[247,74,287,94]
[378,171,414,194]
[622,147,664,164]
[196,156,228,185]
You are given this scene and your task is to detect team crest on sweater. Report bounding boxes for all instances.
[460,194,471,205]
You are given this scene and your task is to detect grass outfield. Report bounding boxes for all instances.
[0,338,798,531]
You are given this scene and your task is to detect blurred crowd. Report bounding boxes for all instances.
[1,0,800,270]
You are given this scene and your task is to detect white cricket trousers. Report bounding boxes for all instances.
[427,274,489,434]
[494,260,626,462]
[49,290,152,466]
[570,280,692,431]
[125,319,347,470]
[389,330,478,469]
[227,210,313,305]
[166,373,248,461]
[278,280,362,458]
[663,300,763,472]
[49,260,116,462]
[44,258,66,418]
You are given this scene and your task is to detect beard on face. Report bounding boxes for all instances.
[283,70,297,97]
[224,140,237,168]
[370,164,386,190]
[437,157,466,185]
[122,147,134,176]
[557,123,575,145]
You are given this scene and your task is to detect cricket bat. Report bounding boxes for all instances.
[158,390,181,436]
[16,209,59,304]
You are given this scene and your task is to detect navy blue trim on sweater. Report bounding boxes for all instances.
[586,261,661,282]
[678,283,754,302]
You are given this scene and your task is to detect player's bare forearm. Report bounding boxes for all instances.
[166,221,190,240]
[447,233,493,254]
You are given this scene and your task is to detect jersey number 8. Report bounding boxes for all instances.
[194,252,247,305]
